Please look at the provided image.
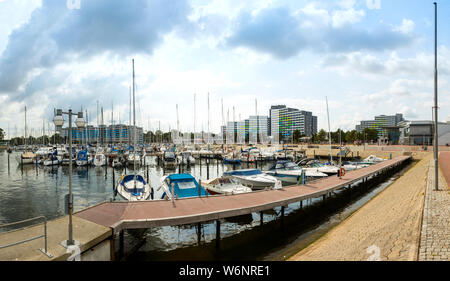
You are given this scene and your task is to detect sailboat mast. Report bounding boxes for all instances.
[24,106,27,150]
[207,92,210,144]
[326,96,332,162]
[132,59,137,189]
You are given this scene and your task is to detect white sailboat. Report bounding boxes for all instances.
[117,59,151,201]
[16,106,35,165]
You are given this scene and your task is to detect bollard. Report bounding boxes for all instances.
[171,182,175,204]
[198,179,202,197]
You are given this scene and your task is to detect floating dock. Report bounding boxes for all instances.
[0,155,411,261]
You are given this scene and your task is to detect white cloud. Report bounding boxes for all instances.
[332,8,365,28]
[394,19,415,34]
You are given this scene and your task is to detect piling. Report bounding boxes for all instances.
[215,220,221,250]
[260,211,264,226]
[197,223,202,245]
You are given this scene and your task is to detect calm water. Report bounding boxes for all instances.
[0,150,276,228]
[0,150,410,261]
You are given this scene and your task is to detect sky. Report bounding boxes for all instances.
[0,0,449,138]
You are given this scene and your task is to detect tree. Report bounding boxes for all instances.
[293,130,302,143]
[317,129,327,143]
[362,128,379,142]
[345,130,358,143]
[0,128,4,140]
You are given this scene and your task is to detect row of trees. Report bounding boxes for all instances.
[311,128,379,144]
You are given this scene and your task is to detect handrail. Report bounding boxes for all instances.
[0,216,53,258]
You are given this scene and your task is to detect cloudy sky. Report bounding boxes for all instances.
[0,0,449,138]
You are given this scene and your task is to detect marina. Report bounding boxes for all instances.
[0,145,412,261]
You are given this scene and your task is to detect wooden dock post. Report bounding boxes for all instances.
[119,230,124,260]
[216,220,221,250]
[197,223,202,245]
[260,211,264,226]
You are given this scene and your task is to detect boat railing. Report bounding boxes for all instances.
[0,216,53,258]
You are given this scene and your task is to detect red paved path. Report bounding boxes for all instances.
[75,156,410,232]
[439,151,450,188]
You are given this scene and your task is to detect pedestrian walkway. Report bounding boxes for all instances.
[418,154,450,261]
[289,155,429,261]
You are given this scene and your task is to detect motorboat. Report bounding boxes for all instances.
[127,154,141,166]
[116,173,152,201]
[265,161,328,184]
[43,152,60,166]
[223,169,281,190]
[203,176,252,195]
[361,155,386,164]
[177,151,195,165]
[155,173,209,200]
[302,160,339,176]
[223,152,241,165]
[341,161,370,171]
[162,151,178,168]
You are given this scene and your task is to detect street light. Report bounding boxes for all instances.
[54,109,85,247]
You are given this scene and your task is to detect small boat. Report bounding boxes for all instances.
[203,176,252,195]
[265,161,328,184]
[177,151,195,165]
[155,173,209,200]
[223,169,281,190]
[127,154,141,166]
[93,152,107,167]
[361,155,386,164]
[111,157,124,168]
[16,152,35,165]
[75,150,90,166]
[162,151,178,168]
[223,152,241,165]
[116,173,152,201]
[43,151,60,166]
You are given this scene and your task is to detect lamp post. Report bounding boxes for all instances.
[54,109,86,247]
[433,2,439,191]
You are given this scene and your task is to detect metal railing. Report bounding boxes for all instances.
[0,216,53,258]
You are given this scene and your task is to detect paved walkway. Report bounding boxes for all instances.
[289,155,430,261]
[418,153,450,261]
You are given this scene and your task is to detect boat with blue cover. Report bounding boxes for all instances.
[116,173,152,201]
[156,173,209,200]
[223,169,281,190]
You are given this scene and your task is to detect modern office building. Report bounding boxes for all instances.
[61,124,143,145]
[356,114,405,136]
[269,105,318,142]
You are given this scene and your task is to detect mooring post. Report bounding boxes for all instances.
[260,211,264,226]
[300,200,303,209]
[216,220,221,250]
[207,159,210,180]
[197,223,202,245]
[280,206,285,230]
[119,230,124,260]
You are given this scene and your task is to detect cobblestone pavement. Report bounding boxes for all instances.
[289,155,430,261]
[418,156,450,261]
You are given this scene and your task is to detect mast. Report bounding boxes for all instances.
[326,96,332,162]
[194,93,196,144]
[24,106,27,150]
[101,107,104,147]
[221,98,224,143]
[129,85,132,147]
[207,92,210,145]
[132,59,137,190]
[176,104,180,143]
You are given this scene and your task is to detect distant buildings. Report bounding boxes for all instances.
[60,124,143,145]
[269,105,318,141]
[356,114,405,137]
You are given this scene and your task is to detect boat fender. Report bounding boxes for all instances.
[339,167,346,177]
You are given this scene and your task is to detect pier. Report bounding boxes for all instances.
[0,155,411,261]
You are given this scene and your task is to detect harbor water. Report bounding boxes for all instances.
[0,150,411,260]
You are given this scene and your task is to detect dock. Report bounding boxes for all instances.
[0,155,411,261]
[75,156,411,232]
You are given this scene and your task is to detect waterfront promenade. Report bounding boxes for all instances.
[418,152,450,261]
[289,152,450,261]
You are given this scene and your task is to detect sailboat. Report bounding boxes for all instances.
[116,59,151,201]
[16,106,35,165]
